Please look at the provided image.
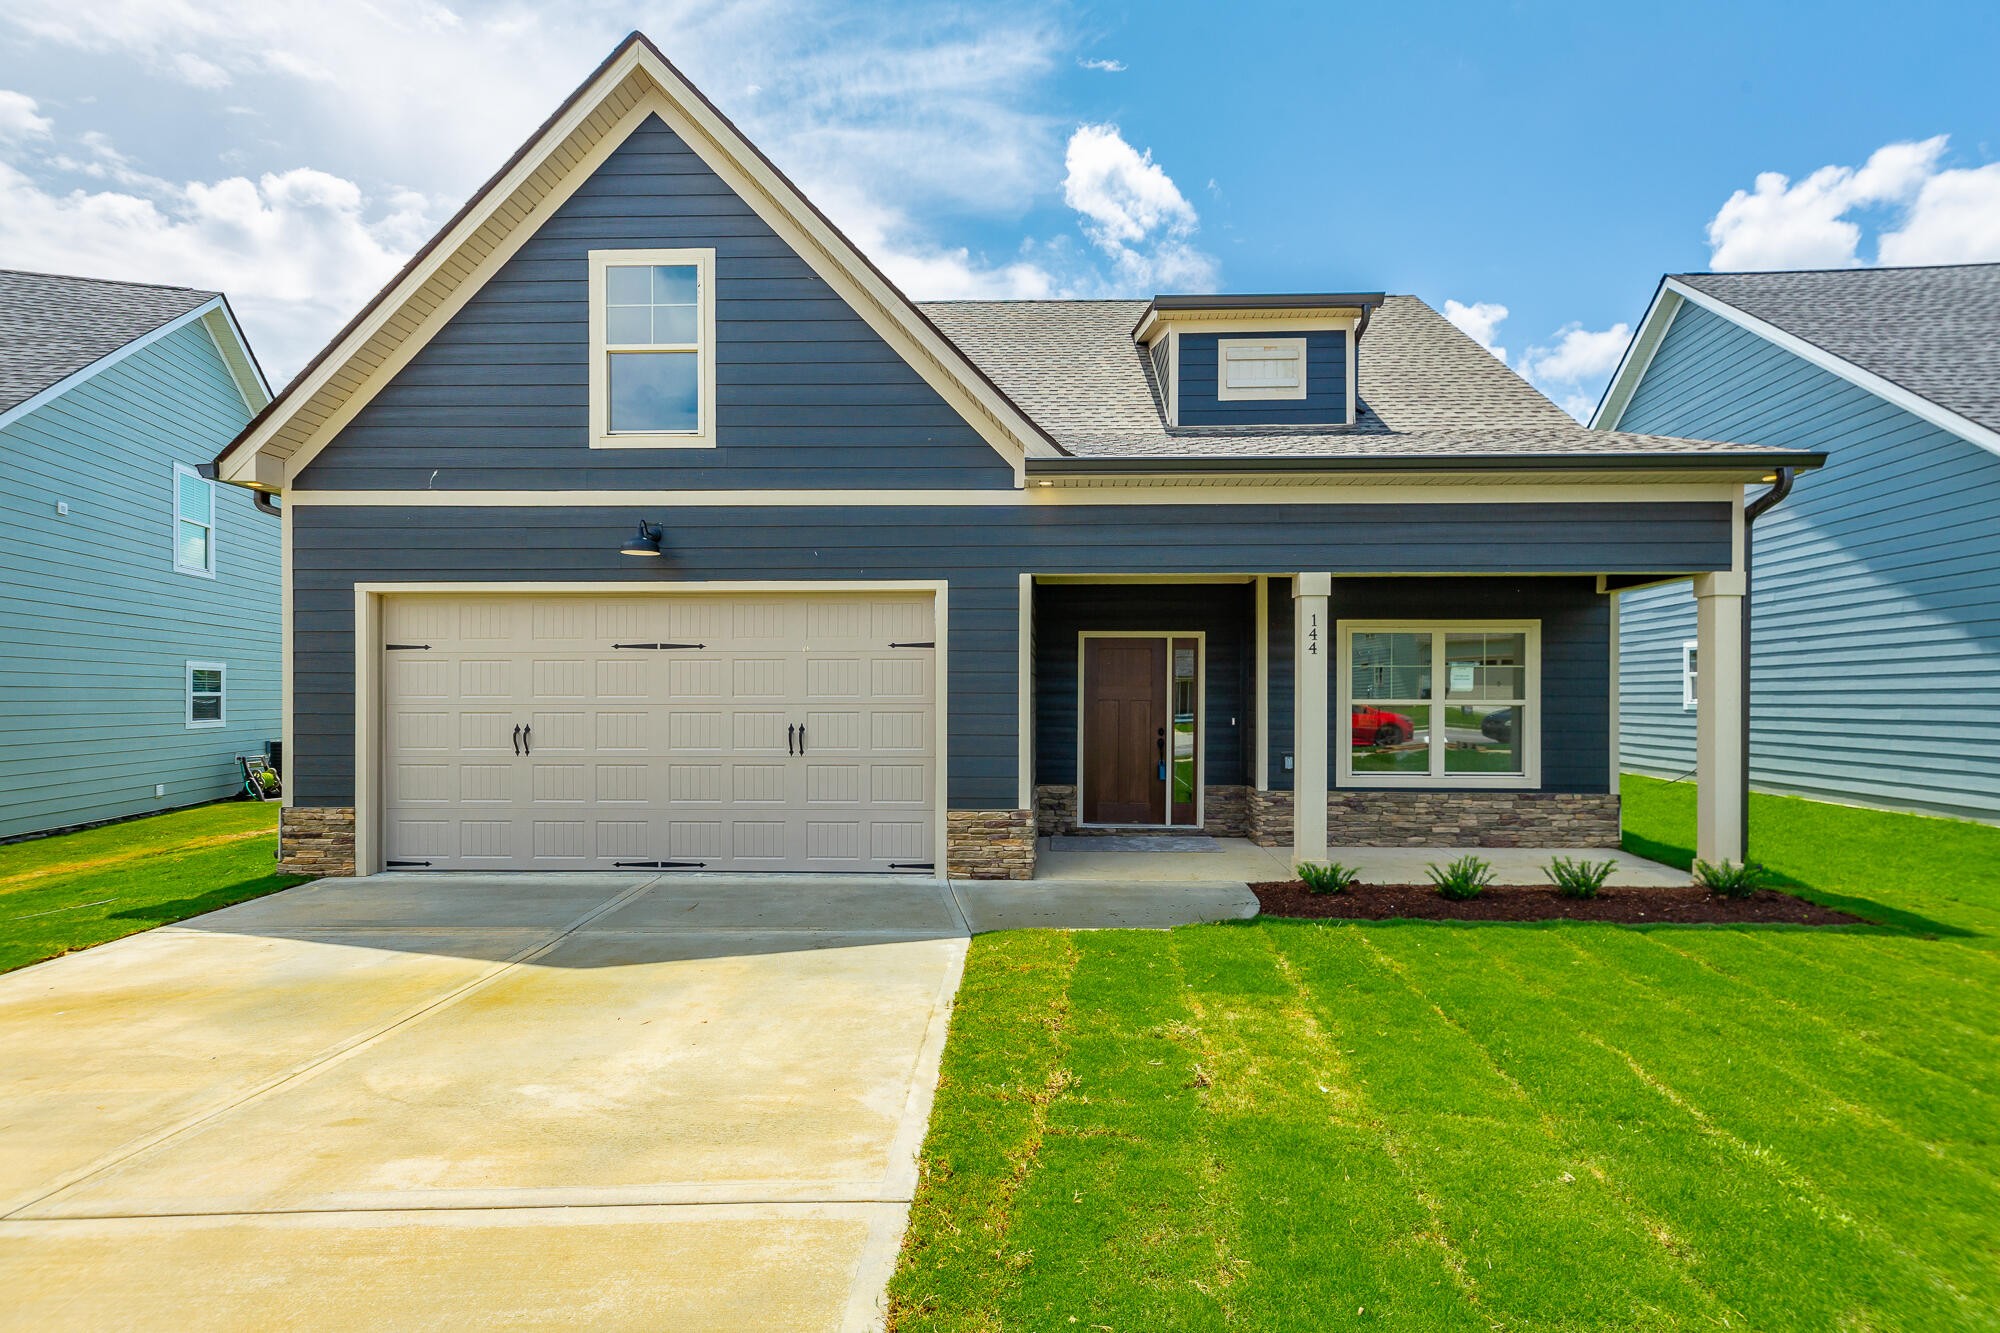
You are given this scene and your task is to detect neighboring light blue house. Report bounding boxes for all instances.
[0,270,279,839]
[1595,263,2000,823]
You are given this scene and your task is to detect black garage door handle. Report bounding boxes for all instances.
[522,725,532,756]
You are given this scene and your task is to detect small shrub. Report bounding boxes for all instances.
[1298,861,1361,895]
[1545,855,1617,899]
[1694,858,1768,899]
[1427,854,1494,901]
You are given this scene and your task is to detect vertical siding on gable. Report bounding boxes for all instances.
[0,322,280,839]
[1178,331,1348,427]
[295,115,1018,492]
[1617,300,2000,821]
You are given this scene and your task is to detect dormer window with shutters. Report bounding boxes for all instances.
[1132,293,1382,428]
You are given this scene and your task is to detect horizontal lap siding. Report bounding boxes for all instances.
[1033,583,1255,787]
[1178,331,1347,426]
[296,115,1017,492]
[293,502,1721,808]
[1616,301,2000,821]
[0,323,278,838]
[1263,577,1608,794]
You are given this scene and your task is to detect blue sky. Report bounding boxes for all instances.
[2,0,1995,416]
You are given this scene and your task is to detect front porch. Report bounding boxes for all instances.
[947,570,1750,880]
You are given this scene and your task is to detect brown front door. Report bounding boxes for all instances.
[1082,636,1168,825]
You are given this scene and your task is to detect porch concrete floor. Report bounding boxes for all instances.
[1033,837,1690,888]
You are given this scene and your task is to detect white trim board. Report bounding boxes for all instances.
[281,481,1746,508]
[1597,277,2000,462]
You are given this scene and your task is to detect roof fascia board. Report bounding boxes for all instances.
[0,298,222,435]
[1589,280,1679,430]
[250,90,664,489]
[1663,278,2000,461]
[222,38,1055,491]
[1025,451,1823,478]
[197,300,272,416]
[1135,304,1369,344]
[214,42,645,487]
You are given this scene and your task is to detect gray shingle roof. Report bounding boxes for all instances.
[1675,264,2000,436]
[0,270,217,415]
[919,294,1778,459]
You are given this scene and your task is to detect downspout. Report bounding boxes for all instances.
[1739,466,1796,859]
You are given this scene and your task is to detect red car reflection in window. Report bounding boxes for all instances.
[1351,706,1414,747]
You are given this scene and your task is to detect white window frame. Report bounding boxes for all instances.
[1681,640,1699,711]
[173,462,218,578]
[587,247,717,449]
[1216,337,1308,401]
[186,660,227,729]
[1336,620,1541,790]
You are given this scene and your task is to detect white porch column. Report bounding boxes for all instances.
[1293,573,1332,866]
[1694,571,1746,864]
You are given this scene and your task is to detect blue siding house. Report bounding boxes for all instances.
[216,34,1820,879]
[0,271,278,839]
[1595,264,2000,822]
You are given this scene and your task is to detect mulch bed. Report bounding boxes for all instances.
[1250,881,1863,925]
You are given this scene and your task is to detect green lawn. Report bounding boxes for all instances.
[890,775,2000,1330]
[0,802,305,974]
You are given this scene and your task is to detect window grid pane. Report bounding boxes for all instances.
[608,350,699,433]
[604,264,699,348]
[178,520,210,572]
[1349,628,1531,780]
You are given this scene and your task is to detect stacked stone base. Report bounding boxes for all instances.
[1033,784,1250,837]
[946,809,1036,879]
[278,807,357,876]
[1249,790,1619,848]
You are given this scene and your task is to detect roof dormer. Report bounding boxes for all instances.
[1134,292,1383,428]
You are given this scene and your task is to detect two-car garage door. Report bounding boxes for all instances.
[381,592,937,873]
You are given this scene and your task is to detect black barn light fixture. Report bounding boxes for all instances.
[620,520,664,557]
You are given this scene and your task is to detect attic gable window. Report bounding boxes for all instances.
[588,248,717,449]
[1217,338,1307,401]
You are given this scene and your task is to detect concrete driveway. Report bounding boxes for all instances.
[0,873,969,1331]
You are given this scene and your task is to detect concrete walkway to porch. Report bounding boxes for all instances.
[1034,836,1691,888]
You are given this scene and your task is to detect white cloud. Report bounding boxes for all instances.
[0,90,52,140]
[1442,298,1508,363]
[1705,136,1948,270]
[0,140,429,376]
[1517,322,1631,386]
[1078,57,1126,72]
[1878,163,2000,265]
[1061,122,1215,290]
[168,52,231,89]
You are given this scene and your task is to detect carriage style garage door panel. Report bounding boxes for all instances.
[381,592,937,872]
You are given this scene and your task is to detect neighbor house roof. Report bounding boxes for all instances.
[0,270,218,415]
[921,294,1794,463]
[1672,264,2000,437]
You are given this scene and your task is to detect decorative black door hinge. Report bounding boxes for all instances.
[386,859,433,868]
[889,861,936,871]
[888,641,935,649]
[386,644,432,651]
[613,642,706,650]
[614,859,707,869]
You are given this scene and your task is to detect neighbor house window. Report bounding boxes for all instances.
[1216,337,1307,401]
[1339,622,1539,787]
[174,463,216,576]
[1682,641,1698,711]
[588,247,716,448]
[186,661,226,728]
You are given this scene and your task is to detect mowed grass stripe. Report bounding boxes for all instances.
[1610,929,2000,1154]
[1172,925,1484,1329]
[1444,927,1999,1322]
[1282,923,1744,1331]
[1681,931,2000,1097]
[1370,925,1964,1331]
[889,930,1077,1330]
[996,929,1240,1327]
